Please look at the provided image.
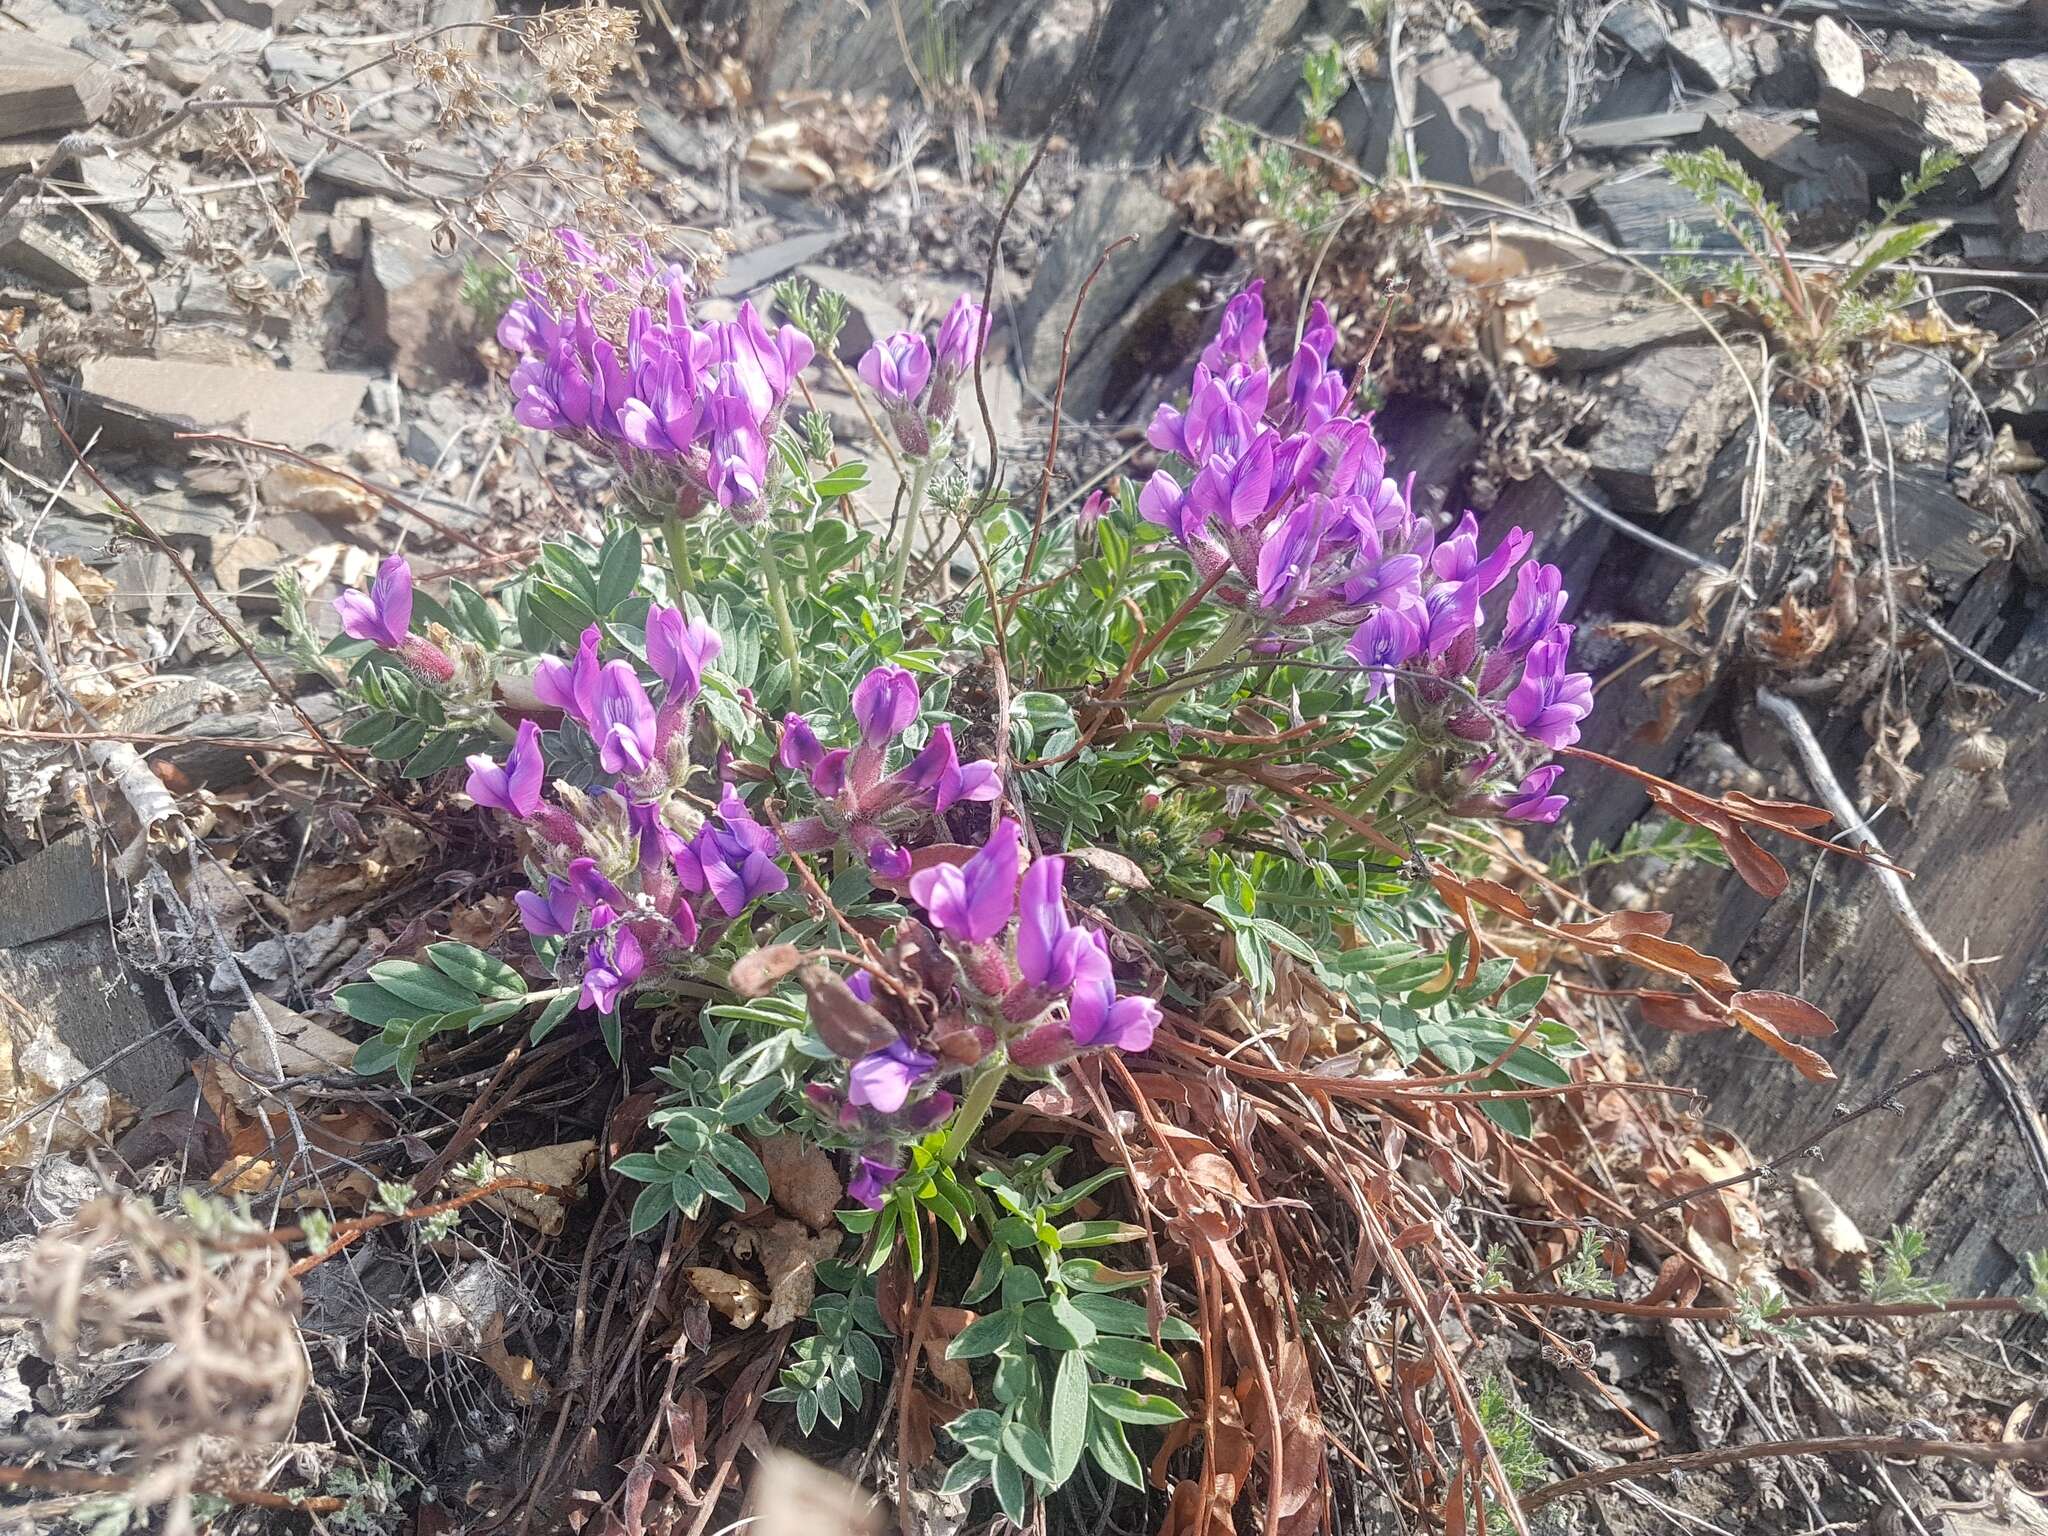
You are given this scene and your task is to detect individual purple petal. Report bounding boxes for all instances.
[568,857,625,909]
[1500,560,1567,657]
[681,789,789,917]
[848,1154,902,1210]
[865,841,912,881]
[908,818,1021,943]
[515,876,580,939]
[593,660,658,776]
[535,626,604,727]
[933,294,988,378]
[1499,765,1568,823]
[811,747,851,798]
[464,718,545,818]
[847,1038,937,1114]
[778,713,825,773]
[579,924,645,1015]
[334,555,414,649]
[852,666,921,745]
[1014,855,1071,989]
[1200,280,1269,372]
[1347,606,1421,697]
[646,605,722,701]
[1503,628,1593,749]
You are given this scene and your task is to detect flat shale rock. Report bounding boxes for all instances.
[1535,286,1701,371]
[1667,16,1753,93]
[0,35,113,137]
[0,210,97,287]
[1411,49,1538,203]
[1598,0,1669,62]
[2001,124,2048,266]
[1588,171,1748,253]
[1987,56,2048,114]
[1809,16,1864,99]
[361,212,480,390]
[1818,49,1990,167]
[1584,344,1754,518]
[77,357,369,452]
[1701,110,1871,240]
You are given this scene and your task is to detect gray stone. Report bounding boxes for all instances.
[1865,348,1952,444]
[1749,30,1817,109]
[0,34,112,137]
[361,213,481,390]
[1701,111,1871,242]
[76,357,369,452]
[0,210,97,288]
[1015,171,1191,420]
[1535,287,1702,371]
[1818,50,1991,167]
[2002,126,2048,266]
[1584,345,1755,518]
[1809,16,1865,100]
[1588,172,1747,254]
[1570,107,1713,150]
[143,20,265,92]
[1411,49,1538,203]
[710,230,843,299]
[1599,0,1669,62]
[1666,17,1754,93]
[169,0,310,27]
[155,260,308,343]
[1987,56,2048,114]
[76,155,189,257]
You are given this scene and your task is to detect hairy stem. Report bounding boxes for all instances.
[1138,611,1254,722]
[663,511,695,597]
[1351,735,1427,816]
[888,457,937,615]
[758,522,802,691]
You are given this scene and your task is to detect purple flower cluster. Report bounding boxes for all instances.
[496,229,815,522]
[458,610,790,1019]
[806,817,1160,1207]
[774,665,1001,876]
[333,555,456,685]
[855,295,988,458]
[1138,281,1594,821]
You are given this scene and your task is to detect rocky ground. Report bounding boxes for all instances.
[5,0,2048,1532]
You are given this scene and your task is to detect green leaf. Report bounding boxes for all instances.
[708,1138,773,1203]
[1054,1219,1146,1249]
[594,526,643,612]
[991,1448,1028,1523]
[426,942,527,1000]
[813,462,870,499]
[1000,1265,1046,1307]
[628,1183,671,1236]
[1043,1166,1126,1215]
[1060,1259,1151,1293]
[399,729,474,780]
[611,1153,667,1182]
[1068,1293,1200,1341]
[523,580,599,648]
[1086,1411,1145,1488]
[366,960,479,1014]
[963,1244,1007,1306]
[1050,1348,1089,1485]
[1088,1384,1185,1425]
[1020,1297,1096,1350]
[351,1034,401,1077]
[946,1312,1014,1361]
[1002,1420,1057,1488]
[944,1409,1003,1454]
[1083,1336,1184,1388]
[335,982,423,1029]
[530,991,577,1044]
[447,580,501,647]
[935,1456,987,1498]
[369,718,429,760]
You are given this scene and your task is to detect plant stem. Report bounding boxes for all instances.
[1351,736,1427,816]
[940,1058,1007,1166]
[888,457,936,615]
[1138,611,1253,722]
[663,511,694,597]
[758,521,802,691]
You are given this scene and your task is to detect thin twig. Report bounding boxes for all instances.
[1520,1433,2048,1514]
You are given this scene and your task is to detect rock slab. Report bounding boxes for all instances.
[77,357,369,451]
[1584,344,1754,518]
[0,35,113,137]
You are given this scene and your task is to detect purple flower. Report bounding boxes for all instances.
[1186,434,1278,531]
[1347,606,1421,696]
[515,876,579,939]
[1255,495,1332,615]
[852,666,921,745]
[580,924,645,1014]
[629,799,687,871]
[778,713,824,773]
[1077,488,1109,532]
[535,626,603,726]
[592,661,658,776]
[898,724,1001,815]
[1499,765,1568,823]
[857,332,933,410]
[848,1038,937,1114]
[933,295,988,379]
[334,555,414,650]
[706,391,769,511]
[1431,515,1532,599]
[909,817,1022,943]
[568,857,625,909]
[465,719,545,818]
[1062,932,1159,1053]
[1014,855,1079,989]
[1500,561,1567,657]
[1200,280,1268,372]
[848,1154,902,1210]
[1504,629,1593,749]
[646,605,721,701]
[866,841,912,881]
[677,789,788,917]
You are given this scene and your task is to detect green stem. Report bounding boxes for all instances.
[940,1059,1007,1166]
[758,523,802,691]
[1352,736,1428,816]
[1138,612,1254,723]
[663,511,695,598]
[888,457,936,616]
